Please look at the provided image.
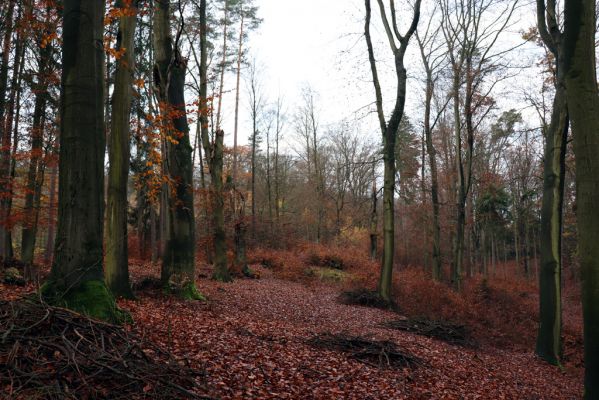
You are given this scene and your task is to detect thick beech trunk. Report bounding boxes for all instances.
[43,0,121,323]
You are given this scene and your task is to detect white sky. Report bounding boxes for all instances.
[217,0,545,149]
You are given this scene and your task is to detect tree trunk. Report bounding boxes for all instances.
[232,10,245,183]
[215,0,228,131]
[562,0,599,395]
[21,29,48,266]
[153,0,200,299]
[105,0,138,299]
[535,0,569,366]
[451,67,467,291]
[536,78,568,366]
[44,163,58,265]
[43,0,119,322]
[0,0,16,261]
[423,67,442,281]
[370,176,378,261]
[199,0,230,282]
[364,0,420,302]
[209,129,229,281]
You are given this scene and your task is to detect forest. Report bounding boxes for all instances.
[0,0,597,398]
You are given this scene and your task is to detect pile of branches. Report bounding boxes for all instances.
[382,317,471,346]
[338,288,397,311]
[307,332,418,369]
[0,299,213,399]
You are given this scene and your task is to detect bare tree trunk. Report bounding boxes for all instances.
[105,0,138,298]
[44,162,58,265]
[153,0,200,299]
[419,47,442,280]
[364,0,421,301]
[561,0,599,394]
[370,178,378,261]
[232,10,245,183]
[535,0,569,365]
[199,0,229,282]
[215,0,229,131]
[0,0,16,261]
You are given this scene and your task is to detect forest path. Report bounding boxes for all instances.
[120,267,582,399]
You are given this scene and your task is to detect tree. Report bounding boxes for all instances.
[42,0,120,322]
[364,0,421,301]
[0,0,17,261]
[246,58,266,236]
[295,85,326,243]
[440,0,518,290]
[231,0,261,184]
[199,0,230,282]
[561,0,599,395]
[534,0,569,366]
[105,0,139,299]
[153,0,202,299]
[416,15,447,280]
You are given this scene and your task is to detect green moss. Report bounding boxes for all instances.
[242,265,259,279]
[162,278,206,301]
[41,280,131,324]
[180,282,207,301]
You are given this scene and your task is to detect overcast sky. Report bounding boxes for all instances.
[218,0,544,149]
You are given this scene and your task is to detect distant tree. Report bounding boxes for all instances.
[232,0,261,184]
[440,0,518,290]
[416,17,447,280]
[246,58,266,236]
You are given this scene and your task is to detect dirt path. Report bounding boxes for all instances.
[120,269,582,399]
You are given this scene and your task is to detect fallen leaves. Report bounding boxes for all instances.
[119,263,582,399]
[0,258,583,399]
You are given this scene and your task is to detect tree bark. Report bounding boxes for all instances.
[232,9,245,183]
[105,0,138,298]
[21,23,49,266]
[0,0,16,261]
[43,0,120,322]
[562,0,599,395]
[535,0,569,366]
[153,0,200,299]
[365,0,420,301]
[44,162,58,265]
[199,0,230,282]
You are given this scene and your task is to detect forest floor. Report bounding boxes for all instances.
[122,261,581,399]
[1,255,583,399]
